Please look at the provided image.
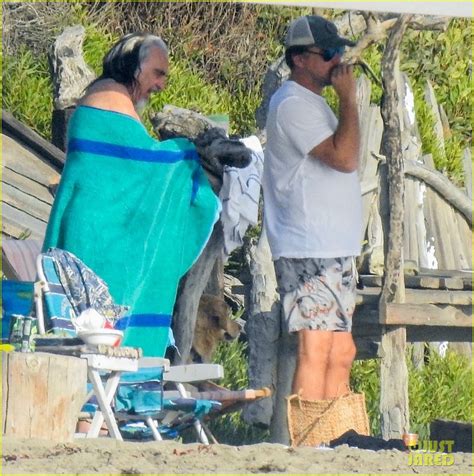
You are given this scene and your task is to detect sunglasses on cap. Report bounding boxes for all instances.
[305,46,345,62]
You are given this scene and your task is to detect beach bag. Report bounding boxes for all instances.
[287,391,370,447]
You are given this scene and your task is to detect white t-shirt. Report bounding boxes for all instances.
[262,80,363,260]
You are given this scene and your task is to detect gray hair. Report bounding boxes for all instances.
[95,32,168,90]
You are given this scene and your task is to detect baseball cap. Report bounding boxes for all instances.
[286,15,355,49]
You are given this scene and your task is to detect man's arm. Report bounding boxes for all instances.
[309,65,360,173]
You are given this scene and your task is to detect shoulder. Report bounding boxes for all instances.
[78,79,140,120]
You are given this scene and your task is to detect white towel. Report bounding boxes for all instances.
[219,135,264,257]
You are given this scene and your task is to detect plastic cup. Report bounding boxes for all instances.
[403,433,418,447]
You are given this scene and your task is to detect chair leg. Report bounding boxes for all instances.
[145,416,163,441]
[176,382,210,445]
[87,369,123,440]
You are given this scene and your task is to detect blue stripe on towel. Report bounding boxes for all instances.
[191,169,200,203]
[68,138,199,164]
[115,314,172,330]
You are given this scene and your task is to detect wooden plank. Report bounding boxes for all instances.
[353,322,471,344]
[433,191,457,269]
[360,274,471,290]
[2,135,60,187]
[454,210,472,271]
[2,182,52,222]
[404,289,472,305]
[418,268,473,278]
[383,303,472,327]
[2,167,55,205]
[360,274,383,288]
[2,109,65,170]
[444,204,470,271]
[423,186,440,269]
[462,148,472,200]
[404,275,464,290]
[2,352,87,442]
[407,326,472,343]
[367,194,385,276]
[2,202,47,240]
[358,287,472,305]
[404,275,441,289]
[424,80,446,159]
[403,177,420,274]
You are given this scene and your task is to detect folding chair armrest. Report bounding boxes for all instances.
[163,364,224,383]
[82,354,139,372]
[138,357,170,371]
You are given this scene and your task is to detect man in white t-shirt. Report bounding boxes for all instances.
[263,15,362,400]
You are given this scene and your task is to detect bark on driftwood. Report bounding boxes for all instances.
[172,223,225,365]
[404,160,473,225]
[378,14,412,440]
[152,106,251,364]
[241,232,280,427]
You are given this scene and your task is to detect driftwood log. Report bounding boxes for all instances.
[378,14,412,440]
[49,25,95,151]
[241,233,280,428]
[151,106,251,364]
[404,160,472,225]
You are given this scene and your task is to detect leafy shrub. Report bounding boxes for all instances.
[401,19,471,183]
[350,358,381,436]
[208,339,269,445]
[2,48,53,140]
[407,348,472,439]
[351,349,472,439]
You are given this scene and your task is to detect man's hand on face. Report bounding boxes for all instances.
[330,64,357,103]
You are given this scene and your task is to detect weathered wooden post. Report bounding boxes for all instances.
[242,232,280,428]
[49,25,95,151]
[378,14,412,440]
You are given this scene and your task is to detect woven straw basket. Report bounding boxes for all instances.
[287,392,370,447]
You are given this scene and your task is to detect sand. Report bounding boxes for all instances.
[2,437,472,474]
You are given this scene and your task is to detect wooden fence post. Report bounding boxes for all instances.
[379,14,412,440]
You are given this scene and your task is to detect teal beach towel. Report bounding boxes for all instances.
[43,106,220,356]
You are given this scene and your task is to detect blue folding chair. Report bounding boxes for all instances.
[35,248,223,443]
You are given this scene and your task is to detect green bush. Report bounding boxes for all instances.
[2,48,53,140]
[208,339,269,445]
[401,19,471,184]
[351,349,472,439]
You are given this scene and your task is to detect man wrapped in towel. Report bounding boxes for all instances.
[43,33,220,356]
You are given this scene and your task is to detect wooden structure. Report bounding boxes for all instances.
[1,110,64,240]
[2,352,87,442]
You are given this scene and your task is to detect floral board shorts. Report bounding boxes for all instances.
[274,256,357,333]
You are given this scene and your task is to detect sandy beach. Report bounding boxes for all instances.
[2,437,472,474]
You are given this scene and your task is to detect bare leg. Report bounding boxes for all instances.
[292,330,333,400]
[324,332,356,398]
